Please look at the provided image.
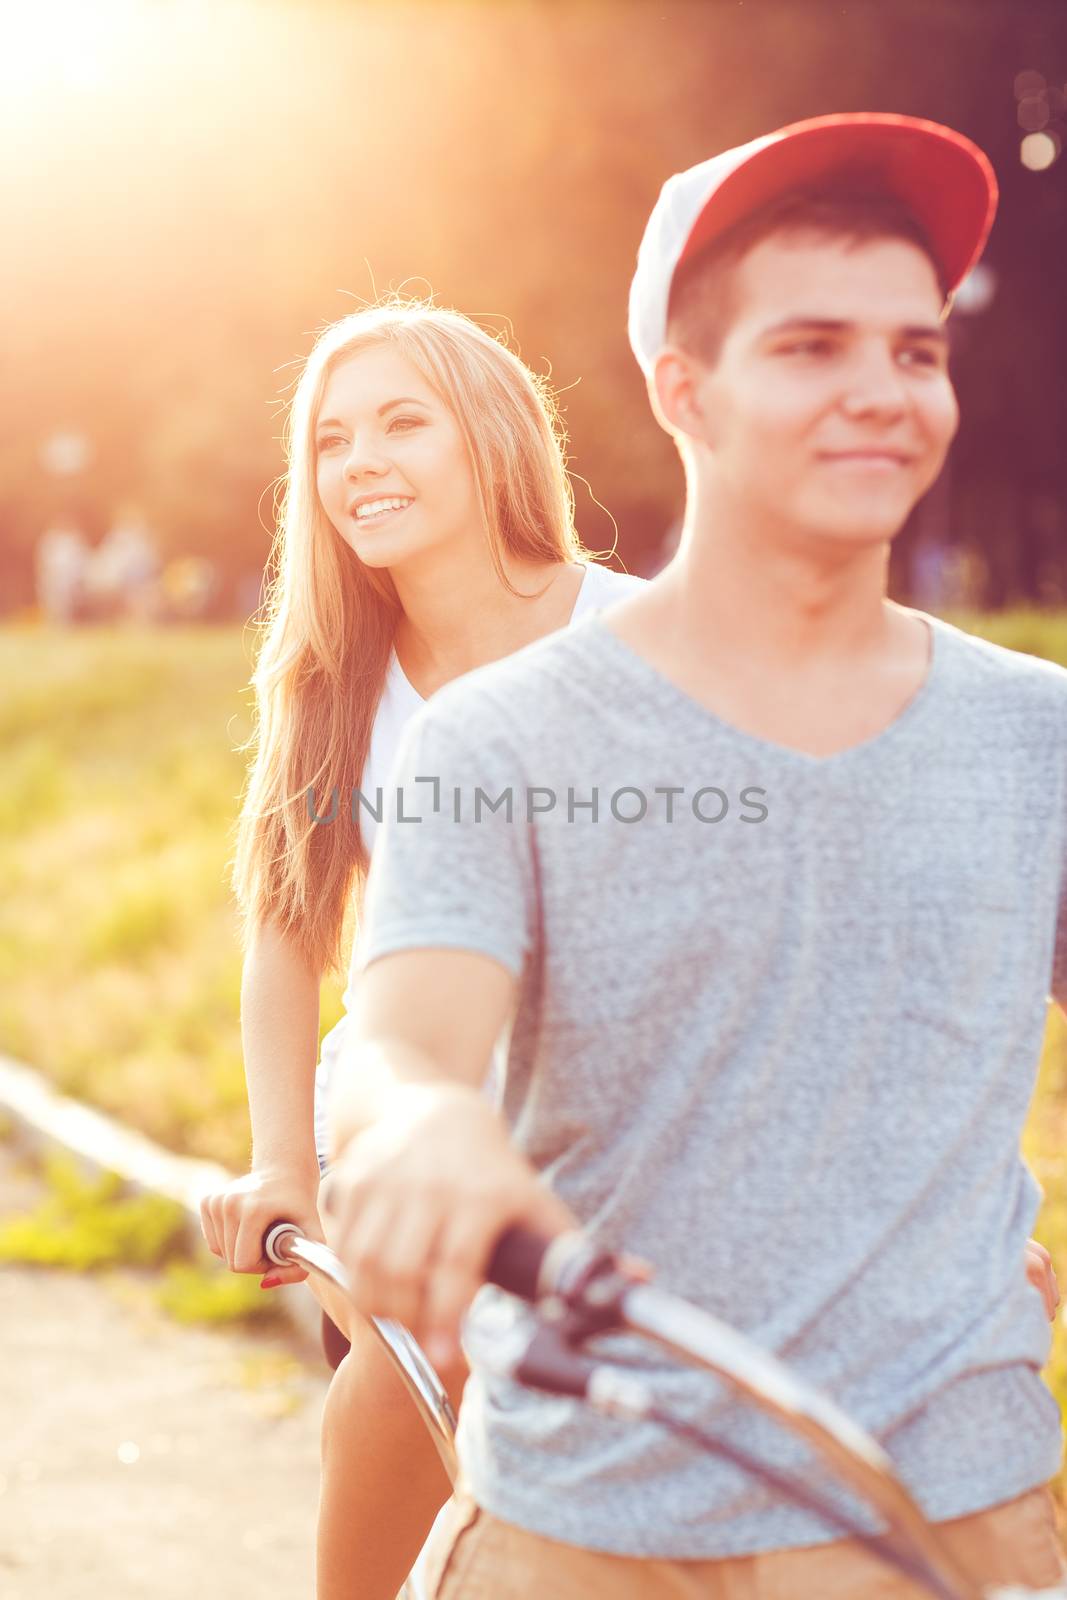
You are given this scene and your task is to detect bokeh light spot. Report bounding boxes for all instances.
[1018,95,1050,133]
[1020,131,1061,171]
[1014,68,1047,98]
[953,262,997,316]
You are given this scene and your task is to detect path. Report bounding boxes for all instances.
[0,1142,330,1598]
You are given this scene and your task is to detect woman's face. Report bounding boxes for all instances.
[314,344,482,570]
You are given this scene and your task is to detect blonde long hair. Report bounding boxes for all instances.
[231,299,597,977]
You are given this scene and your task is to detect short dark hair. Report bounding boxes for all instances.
[666,186,948,370]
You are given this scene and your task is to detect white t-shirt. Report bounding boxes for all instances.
[313,560,645,1167]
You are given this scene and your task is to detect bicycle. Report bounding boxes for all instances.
[263,1220,1067,1600]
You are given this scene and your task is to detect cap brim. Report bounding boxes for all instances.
[677,113,998,294]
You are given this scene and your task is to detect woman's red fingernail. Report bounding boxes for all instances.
[260,1276,281,1289]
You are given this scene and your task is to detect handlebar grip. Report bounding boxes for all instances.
[262,1220,304,1266]
[485,1226,554,1301]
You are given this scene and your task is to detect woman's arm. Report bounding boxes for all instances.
[199,918,327,1287]
[241,916,323,1178]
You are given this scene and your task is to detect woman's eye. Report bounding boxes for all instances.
[387,414,423,432]
[316,435,345,452]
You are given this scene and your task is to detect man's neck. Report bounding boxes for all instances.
[604,497,930,760]
[667,500,896,673]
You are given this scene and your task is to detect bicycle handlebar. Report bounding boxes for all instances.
[486,1223,559,1299]
[265,1218,1066,1600]
[484,1226,1066,1600]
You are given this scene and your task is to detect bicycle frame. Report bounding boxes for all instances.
[263,1222,458,1486]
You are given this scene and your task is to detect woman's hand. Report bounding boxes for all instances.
[1025,1238,1060,1321]
[199,1164,327,1288]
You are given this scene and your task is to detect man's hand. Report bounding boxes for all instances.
[1025,1238,1060,1321]
[321,1081,575,1367]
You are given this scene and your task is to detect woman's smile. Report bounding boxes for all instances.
[349,494,415,529]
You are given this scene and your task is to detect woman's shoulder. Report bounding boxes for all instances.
[361,652,423,781]
[573,560,647,616]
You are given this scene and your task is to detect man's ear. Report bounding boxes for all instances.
[650,344,714,444]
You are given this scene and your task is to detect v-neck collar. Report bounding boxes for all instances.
[586,609,946,770]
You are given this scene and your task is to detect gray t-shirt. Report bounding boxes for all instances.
[349,608,1067,1560]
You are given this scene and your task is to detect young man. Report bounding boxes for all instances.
[323,114,1067,1596]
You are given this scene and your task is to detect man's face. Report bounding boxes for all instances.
[681,232,960,547]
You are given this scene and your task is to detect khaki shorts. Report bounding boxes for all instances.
[423,1481,1067,1599]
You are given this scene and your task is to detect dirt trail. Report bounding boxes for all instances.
[0,1143,330,1599]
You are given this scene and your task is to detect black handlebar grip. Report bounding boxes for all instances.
[485,1225,553,1301]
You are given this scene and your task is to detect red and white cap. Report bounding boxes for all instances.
[627,112,999,377]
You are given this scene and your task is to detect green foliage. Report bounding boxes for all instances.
[0,737,68,836]
[2,0,1063,595]
[0,1148,287,1328]
[946,608,1067,666]
[0,1151,185,1269]
[154,1261,285,1327]
[0,624,344,1172]
[84,881,187,965]
[1022,1009,1067,1507]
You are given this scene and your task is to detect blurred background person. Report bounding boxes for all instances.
[34,520,90,624]
[83,509,160,622]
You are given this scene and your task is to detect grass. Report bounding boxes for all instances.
[0,1149,187,1270]
[0,622,345,1172]
[154,1258,286,1326]
[0,1147,285,1325]
[2,612,1067,1436]
[1025,1010,1067,1404]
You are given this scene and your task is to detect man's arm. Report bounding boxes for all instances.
[321,684,574,1359]
[327,946,516,1157]
[323,946,574,1367]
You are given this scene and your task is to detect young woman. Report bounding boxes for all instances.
[198,299,645,1600]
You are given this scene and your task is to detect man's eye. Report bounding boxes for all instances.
[899,347,941,368]
[779,339,834,357]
